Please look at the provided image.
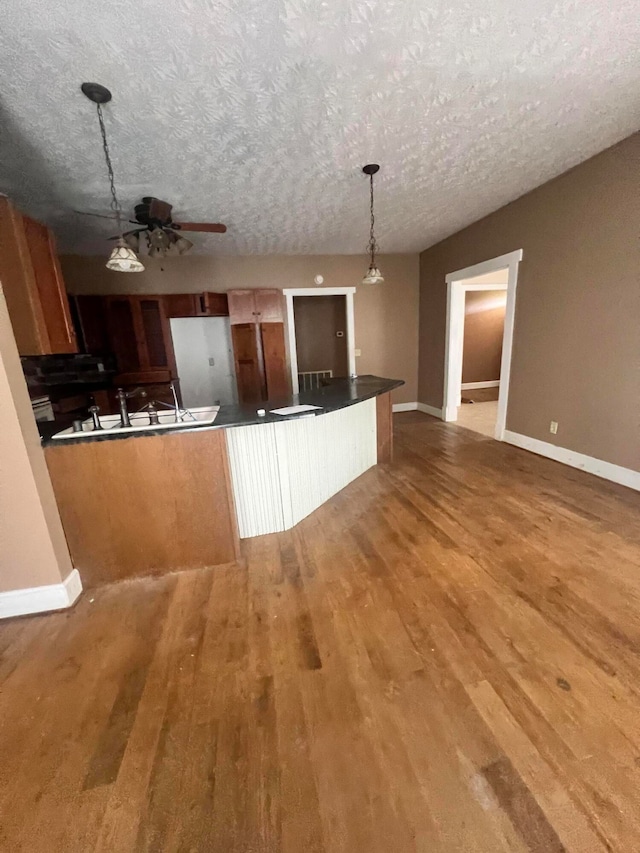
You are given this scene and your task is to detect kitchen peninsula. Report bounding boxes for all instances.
[44,376,402,586]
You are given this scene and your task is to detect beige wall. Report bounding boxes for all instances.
[62,253,420,404]
[293,295,349,377]
[462,291,506,384]
[0,288,73,593]
[418,132,640,471]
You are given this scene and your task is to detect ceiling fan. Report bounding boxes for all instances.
[78,196,227,257]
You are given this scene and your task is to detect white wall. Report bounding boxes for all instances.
[170,317,237,408]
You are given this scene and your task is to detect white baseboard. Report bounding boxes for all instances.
[461,380,500,390]
[417,402,443,419]
[503,431,640,492]
[0,568,83,620]
[392,402,418,412]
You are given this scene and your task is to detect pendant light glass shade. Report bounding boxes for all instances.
[106,239,145,272]
[362,265,384,285]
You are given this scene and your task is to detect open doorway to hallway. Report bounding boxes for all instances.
[443,249,523,441]
[293,295,348,390]
[457,270,507,438]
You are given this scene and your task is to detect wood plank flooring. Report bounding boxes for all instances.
[1,412,640,851]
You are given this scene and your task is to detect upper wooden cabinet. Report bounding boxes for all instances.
[104,295,177,383]
[164,291,229,318]
[228,289,283,324]
[0,198,77,355]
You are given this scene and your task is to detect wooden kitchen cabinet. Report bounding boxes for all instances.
[164,293,199,317]
[200,291,229,316]
[260,322,289,399]
[228,289,289,403]
[231,324,265,403]
[164,291,229,318]
[0,197,78,355]
[228,288,283,324]
[105,295,177,383]
[72,295,110,354]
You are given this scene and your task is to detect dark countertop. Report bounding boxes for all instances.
[42,375,403,447]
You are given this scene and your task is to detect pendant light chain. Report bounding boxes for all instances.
[95,103,123,236]
[367,172,377,267]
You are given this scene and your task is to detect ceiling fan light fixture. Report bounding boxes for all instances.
[175,235,194,255]
[106,239,145,272]
[124,231,140,252]
[148,226,170,250]
[361,163,384,285]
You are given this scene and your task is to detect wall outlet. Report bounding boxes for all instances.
[208,357,215,367]
[354,348,362,357]
[549,420,558,434]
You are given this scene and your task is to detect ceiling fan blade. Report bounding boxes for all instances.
[173,222,227,233]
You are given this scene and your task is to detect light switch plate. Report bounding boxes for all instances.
[355,348,362,357]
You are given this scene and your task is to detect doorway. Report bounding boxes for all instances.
[283,287,356,394]
[170,316,238,407]
[443,250,523,440]
[293,295,349,390]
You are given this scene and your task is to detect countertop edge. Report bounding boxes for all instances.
[42,376,404,448]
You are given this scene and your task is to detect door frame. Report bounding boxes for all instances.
[283,287,356,394]
[443,249,523,440]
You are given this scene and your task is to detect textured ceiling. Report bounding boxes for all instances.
[0,0,638,256]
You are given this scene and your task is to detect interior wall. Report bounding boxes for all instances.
[0,287,73,593]
[293,295,348,377]
[61,253,420,404]
[418,132,640,471]
[462,291,506,384]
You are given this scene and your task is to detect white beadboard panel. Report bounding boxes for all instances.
[225,422,286,538]
[227,398,377,538]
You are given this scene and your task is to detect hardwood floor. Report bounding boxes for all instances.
[2,412,640,851]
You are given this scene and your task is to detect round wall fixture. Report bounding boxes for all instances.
[314,274,324,285]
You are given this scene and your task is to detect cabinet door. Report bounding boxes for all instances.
[254,289,283,323]
[0,198,45,353]
[139,297,176,376]
[231,323,265,403]
[22,217,78,353]
[200,292,229,316]
[227,289,257,324]
[105,297,142,374]
[73,295,109,353]
[164,293,199,318]
[261,322,290,399]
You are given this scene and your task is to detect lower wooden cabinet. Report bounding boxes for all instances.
[231,321,290,403]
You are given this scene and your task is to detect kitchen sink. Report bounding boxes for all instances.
[50,406,220,440]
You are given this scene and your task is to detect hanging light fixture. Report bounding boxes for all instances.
[361,164,384,285]
[81,82,144,272]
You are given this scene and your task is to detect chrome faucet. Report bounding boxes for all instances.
[115,387,147,428]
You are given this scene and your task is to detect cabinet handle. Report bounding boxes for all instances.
[199,295,206,314]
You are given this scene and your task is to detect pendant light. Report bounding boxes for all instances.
[361,164,384,285]
[81,82,144,272]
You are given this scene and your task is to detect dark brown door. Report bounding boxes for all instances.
[227,289,257,324]
[231,323,265,403]
[22,217,78,353]
[261,322,290,400]
[254,289,283,323]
